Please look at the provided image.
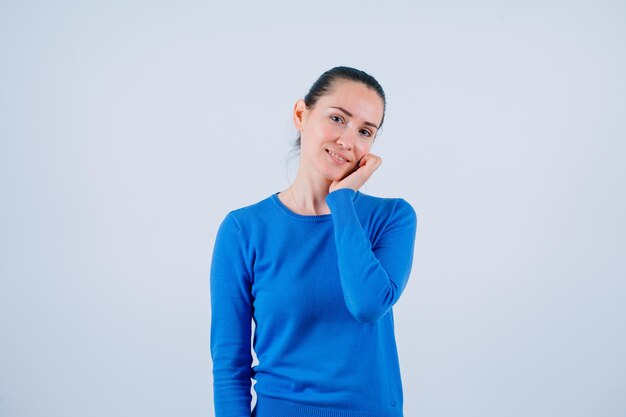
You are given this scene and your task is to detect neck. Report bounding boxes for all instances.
[288,164,334,215]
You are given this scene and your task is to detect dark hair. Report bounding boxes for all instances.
[291,66,386,153]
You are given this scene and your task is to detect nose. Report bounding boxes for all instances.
[336,130,357,150]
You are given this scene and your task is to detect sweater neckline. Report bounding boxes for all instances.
[270,190,360,223]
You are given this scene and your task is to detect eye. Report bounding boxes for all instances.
[360,129,372,137]
[330,115,344,124]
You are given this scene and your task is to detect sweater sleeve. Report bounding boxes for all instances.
[326,188,418,323]
[210,213,253,417]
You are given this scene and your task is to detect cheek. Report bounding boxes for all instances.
[318,122,339,139]
[355,141,371,156]
[351,142,373,165]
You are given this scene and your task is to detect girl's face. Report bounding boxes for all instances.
[293,80,384,182]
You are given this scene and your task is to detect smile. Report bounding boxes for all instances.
[326,149,348,164]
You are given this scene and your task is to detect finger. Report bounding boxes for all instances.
[362,154,380,168]
[360,154,372,167]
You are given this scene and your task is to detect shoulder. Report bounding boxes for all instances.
[352,191,418,246]
[217,193,276,233]
[356,191,417,224]
[355,192,418,248]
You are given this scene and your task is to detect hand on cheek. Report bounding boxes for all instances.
[328,153,382,193]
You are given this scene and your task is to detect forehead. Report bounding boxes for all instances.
[317,80,384,125]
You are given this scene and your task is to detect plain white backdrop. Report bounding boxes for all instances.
[1,1,624,416]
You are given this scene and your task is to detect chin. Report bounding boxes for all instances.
[318,169,341,182]
[316,159,352,181]
[330,169,350,182]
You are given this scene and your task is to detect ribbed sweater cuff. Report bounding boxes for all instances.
[325,188,358,222]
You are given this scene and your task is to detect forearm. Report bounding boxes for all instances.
[326,188,417,323]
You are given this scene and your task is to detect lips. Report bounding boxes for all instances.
[326,148,349,162]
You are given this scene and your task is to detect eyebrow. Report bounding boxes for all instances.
[330,106,379,130]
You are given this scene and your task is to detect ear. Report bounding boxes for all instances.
[292,99,307,131]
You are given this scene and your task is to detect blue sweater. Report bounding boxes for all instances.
[210,188,418,417]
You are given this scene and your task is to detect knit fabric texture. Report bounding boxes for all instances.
[210,188,418,417]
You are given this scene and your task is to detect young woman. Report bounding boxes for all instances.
[210,66,418,417]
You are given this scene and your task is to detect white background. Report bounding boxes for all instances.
[1,1,624,416]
